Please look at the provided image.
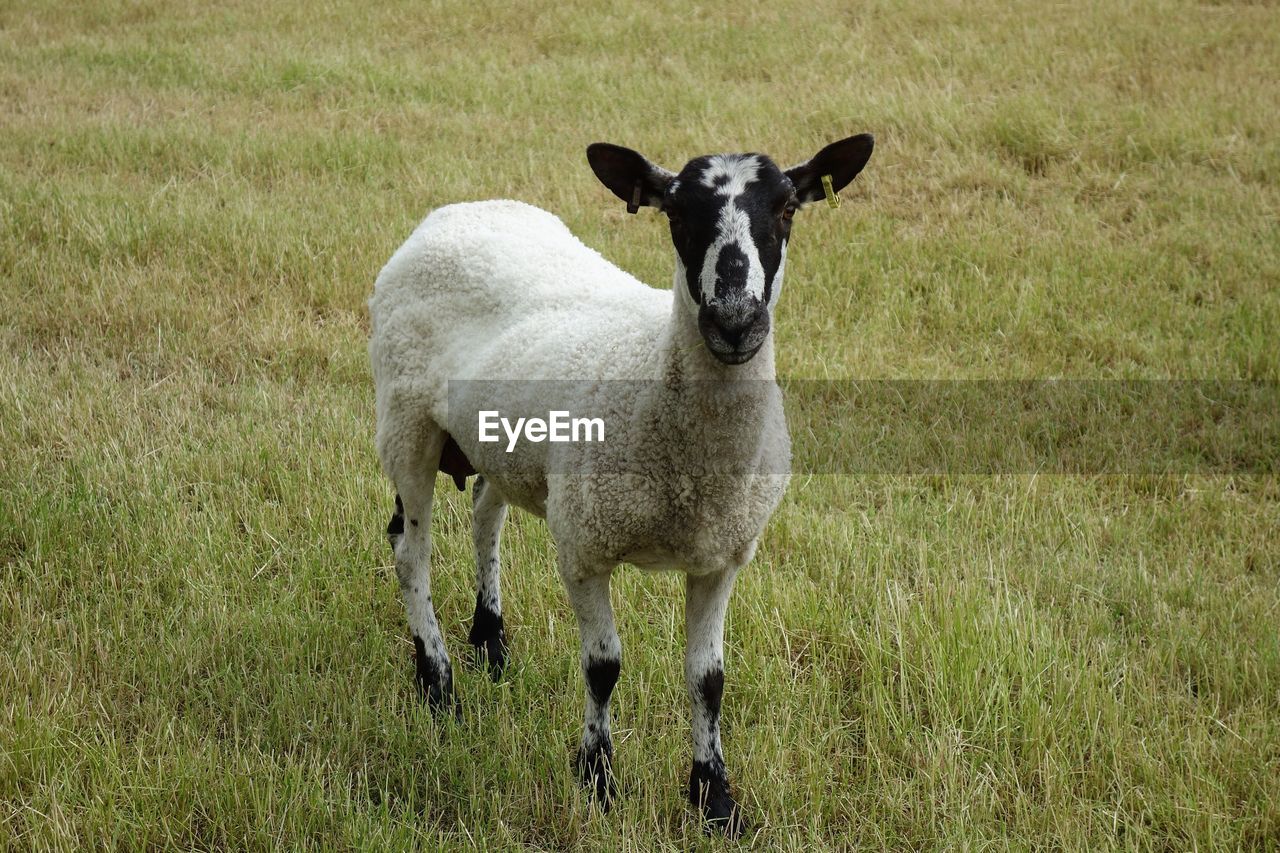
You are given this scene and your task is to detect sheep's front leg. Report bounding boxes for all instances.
[685,567,746,836]
[468,476,509,678]
[560,563,621,810]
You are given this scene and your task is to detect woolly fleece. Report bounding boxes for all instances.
[369,200,790,577]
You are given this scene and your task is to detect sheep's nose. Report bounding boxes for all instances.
[707,293,764,341]
[711,301,756,347]
[698,293,770,365]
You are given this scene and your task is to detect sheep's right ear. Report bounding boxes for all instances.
[586,143,674,214]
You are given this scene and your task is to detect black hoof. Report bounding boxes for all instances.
[470,634,509,680]
[413,637,461,721]
[575,745,617,812]
[468,597,508,680]
[690,762,747,838]
[699,793,747,838]
[417,677,462,721]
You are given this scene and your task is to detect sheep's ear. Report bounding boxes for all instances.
[785,133,874,205]
[586,143,674,213]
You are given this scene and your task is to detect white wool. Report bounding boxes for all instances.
[369,200,790,576]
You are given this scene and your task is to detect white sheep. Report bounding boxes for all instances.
[368,134,874,835]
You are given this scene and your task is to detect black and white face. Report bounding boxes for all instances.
[663,154,793,364]
[587,134,874,366]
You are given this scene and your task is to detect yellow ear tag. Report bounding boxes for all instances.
[821,174,841,209]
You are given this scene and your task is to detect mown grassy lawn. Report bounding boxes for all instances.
[2,0,1278,848]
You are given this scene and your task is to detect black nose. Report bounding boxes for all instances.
[697,293,770,364]
[711,300,756,348]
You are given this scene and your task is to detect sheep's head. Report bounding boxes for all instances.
[587,135,873,365]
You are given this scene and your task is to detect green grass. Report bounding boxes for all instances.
[2,0,1279,847]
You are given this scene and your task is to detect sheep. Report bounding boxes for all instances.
[368,133,874,836]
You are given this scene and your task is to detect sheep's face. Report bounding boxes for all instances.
[587,135,874,366]
[663,154,790,365]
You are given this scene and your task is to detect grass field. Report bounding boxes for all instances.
[3,0,1279,848]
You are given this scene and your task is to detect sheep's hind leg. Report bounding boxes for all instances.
[685,567,747,837]
[385,424,459,718]
[468,476,509,678]
[559,559,621,810]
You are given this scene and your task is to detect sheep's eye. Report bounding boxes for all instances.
[780,204,796,223]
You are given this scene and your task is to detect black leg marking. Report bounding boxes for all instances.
[412,635,460,720]
[689,667,745,837]
[585,657,620,706]
[577,656,621,809]
[575,738,616,810]
[698,668,724,719]
[467,593,508,679]
[386,494,404,550]
[689,758,744,837]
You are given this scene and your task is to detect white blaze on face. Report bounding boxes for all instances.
[770,241,786,309]
[697,155,768,303]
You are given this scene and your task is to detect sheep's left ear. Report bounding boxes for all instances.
[785,133,875,205]
[586,143,674,213]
